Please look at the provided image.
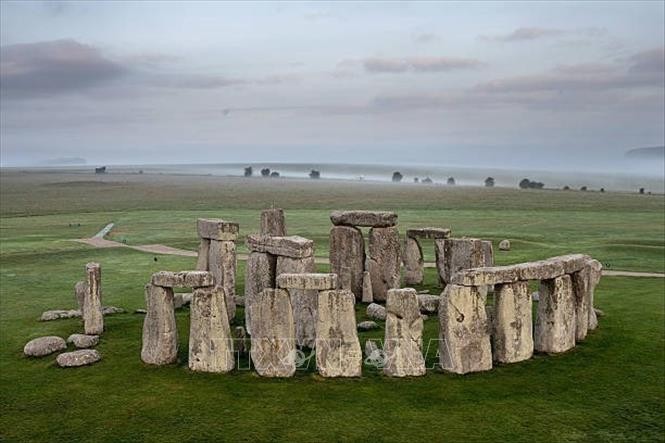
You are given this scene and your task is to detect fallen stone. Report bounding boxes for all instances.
[366,303,386,321]
[84,262,104,335]
[102,306,125,315]
[67,334,99,349]
[151,271,214,288]
[74,280,88,312]
[244,252,276,335]
[260,208,287,236]
[134,309,147,314]
[24,336,66,357]
[197,218,239,241]
[195,238,210,271]
[403,237,424,285]
[439,284,492,374]
[368,226,401,302]
[276,273,338,290]
[141,284,178,365]
[417,293,440,314]
[330,210,397,227]
[329,226,365,299]
[40,309,81,321]
[208,239,237,321]
[316,289,362,377]
[246,234,314,258]
[361,271,373,303]
[189,287,234,373]
[406,227,451,240]
[383,288,426,377]
[498,239,511,251]
[535,275,576,354]
[56,349,101,367]
[276,255,317,348]
[493,281,533,364]
[357,320,379,331]
[250,289,296,377]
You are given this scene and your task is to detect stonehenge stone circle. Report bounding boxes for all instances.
[383,288,426,377]
[56,349,102,367]
[141,283,179,365]
[492,281,533,363]
[276,255,317,348]
[330,210,397,227]
[250,289,296,377]
[260,208,287,236]
[316,289,362,377]
[368,226,401,302]
[357,320,379,331]
[23,336,67,357]
[417,293,440,314]
[67,334,99,349]
[189,286,234,373]
[84,262,104,335]
[535,275,576,354]
[329,225,365,299]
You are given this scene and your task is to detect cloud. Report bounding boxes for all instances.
[482,27,564,42]
[414,33,438,43]
[628,47,665,74]
[362,56,483,73]
[0,39,125,99]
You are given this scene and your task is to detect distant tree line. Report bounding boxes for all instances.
[519,178,544,189]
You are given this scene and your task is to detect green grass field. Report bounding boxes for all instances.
[1,170,663,442]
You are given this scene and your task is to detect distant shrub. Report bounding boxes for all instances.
[270,171,280,178]
[600,188,605,193]
[422,177,433,184]
[484,177,495,187]
[244,166,253,177]
[392,171,403,183]
[580,186,588,191]
[261,168,271,177]
[639,187,645,194]
[447,177,456,185]
[309,169,321,179]
[519,178,544,189]
[414,177,419,183]
[563,185,570,190]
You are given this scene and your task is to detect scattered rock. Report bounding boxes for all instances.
[134,309,147,314]
[174,293,192,309]
[357,320,379,331]
[499,239,511,251]
[56,349,101,367]
[40,309,81,321]
[417,294,439,314]
[366,303,386,321]
[102,306,125,315]
[24,336,67,357]
[67,334,99,349]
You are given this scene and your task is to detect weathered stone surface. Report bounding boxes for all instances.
[197,218,239,241]
[173,293,192,309]
[234,326,248,354]
[361,271,373,303]
[357,320,379,331]
[84,262,104,335]
[244,252,276,335]
[276,255,317,348]
[135,309,147,314]
[102,306,125,315]
[586,259,603,331]
[40,309,81,321]
[24,336,66,357]
[406,227,451,240]
[493,281,533,363]
[482,241,494,267]
[208,239,236,321]
[189,287,234,373]
[513,255,590,281]
[74,280,88,312]
[559,254,593,274]
[67,334,99,349]
[329,226,365,299]
[276,273,338,290]
[316,290,362,377]
[452,266,520,286]
[368,227,401,302]
[438,284,492,374]
[383,288,426,377]
[366,303,386,321]
[571,267,591,341]
[417,293,440,314]
[535,275,576,354]
[330,210,397,227]
[141,284,178,365]
[151,271,214,288]
[250,289,296,377]
[195,238,210,271]
[499,239,511,251]
[403,237,424,285]
[246,234,314,258]
[260,208,286,236]
[435,238,489,286]
[56,349,101,367]
[234,295,245,306]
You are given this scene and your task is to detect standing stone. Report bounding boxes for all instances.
[435,238,488,286]
[482,240,494,267]
[383,288,426,377]
[316,289,362,377]
[493,281,533,363]
[260,208,287,236]
[250,289,296,377]
[535,275,576,353]
[189,287,234,373]
[208,239,237,321]
[74,280,88,313]
[276,255,317,348]
[571,267,591,341]
[244,251,276,335]
[329,226,365,300]
[368,227,401,302]
[84,263,103,335]
[586,259,602,331]
[361,271,373,303]
[196,238,211,271]
[403,237,424,285]
[438,284,492,374]
[141,284,178,365]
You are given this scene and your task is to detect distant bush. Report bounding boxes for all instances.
[484,177,495,187]
[261,168,271,177]
[270,171,280,178]
[392,171,403,183]
[639,188,645,194]
[580,186,587,191]
[600,188,605,193]
[447,177,456,185]
[244,166,253,177]
[309,169,320,179]
[519,178,544,189]
[563,185,570,190]
[422,177,433,184]
[414,177,419,183]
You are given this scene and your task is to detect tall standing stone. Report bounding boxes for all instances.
[84,263,103,335]
[586,259,602,331]
[329,225,365,300]
[244,252,276,335]
[438,284,492,374]
[316,289,362,377]
[383,288,426,377]
[403,237,424,285]
[196,238,211,271]
[250,289,296,377]
[141,284,178,365]
[482,240,494,267]
[535,275,576,353]
[74,280,88,313]
[260,208,287,236]
[435,238,488,286]
[276,255,317,348]
[368,227,401,302]
[361,271,373,303]
[208,239,236,321]
[189,287,234,373]
[493,281,533,363]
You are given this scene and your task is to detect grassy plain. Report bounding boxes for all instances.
[0,170,663,442]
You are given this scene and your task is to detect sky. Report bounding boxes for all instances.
[1,1,664,171]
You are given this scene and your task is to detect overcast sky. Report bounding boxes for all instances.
[1,1,663,170]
